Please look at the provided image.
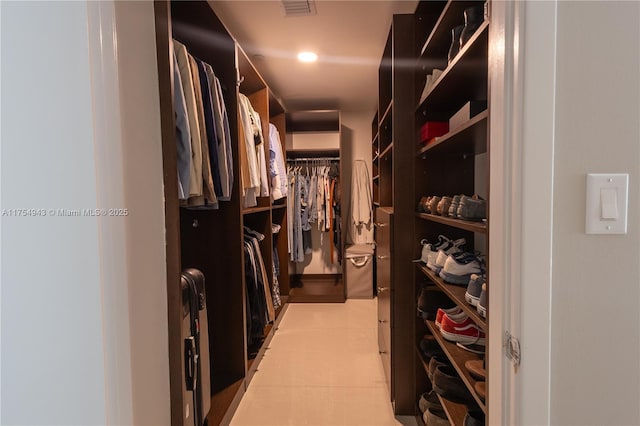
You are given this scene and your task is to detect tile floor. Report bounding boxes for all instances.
[230,300,417,426]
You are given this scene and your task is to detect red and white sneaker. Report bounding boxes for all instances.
[435,307,462,330]
[440,312,485,345]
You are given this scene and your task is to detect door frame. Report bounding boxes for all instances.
[489,1,556,424]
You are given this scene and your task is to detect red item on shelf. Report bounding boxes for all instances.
[420,121,449,144]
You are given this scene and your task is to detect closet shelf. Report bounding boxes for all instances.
[416,21,489,119]
[373,154,379,163]
[417,110,488,158]
[209,378,245,426]
[425,321,486,413]
[271,204,287,210]
[416,347,468,426]
[416,263,486,331]
[380,143,394,158]
[243,206,271,215]
[380,101,393,124]
[373,201,381,207]
[416,212,487,234]
[419,1,484,62]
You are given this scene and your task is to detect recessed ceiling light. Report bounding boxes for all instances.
[297,51,318,63]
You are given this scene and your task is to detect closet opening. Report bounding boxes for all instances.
[285,111,345,303]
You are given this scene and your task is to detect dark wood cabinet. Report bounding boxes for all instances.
[154,2,289,424]
[413,0,490,424]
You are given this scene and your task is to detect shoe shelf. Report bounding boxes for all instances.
[242,206,272,215]
[425,321,486,413]
[380,142,394,159]
[419,0,486,66]
[416,263,486,331]
[416,21,489,120]
[380,100,393,124]
[416,212,487,234]
[417,110,488,158]
[373,175,380,181]
[416,347,468,426]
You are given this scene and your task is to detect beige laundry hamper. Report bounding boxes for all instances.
[345,244,374,299]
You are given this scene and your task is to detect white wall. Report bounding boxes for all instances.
[113,2,171,424]
[341,111,375,245]
[287,131,340,151]
[0,2,171,424]
[1,2,108,423]
[550,2,640,425]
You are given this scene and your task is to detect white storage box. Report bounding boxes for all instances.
[345,244,375,299]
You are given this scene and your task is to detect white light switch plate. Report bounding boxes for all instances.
[586,173,629,234]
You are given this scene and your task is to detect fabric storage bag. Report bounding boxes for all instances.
[345,244,374,299]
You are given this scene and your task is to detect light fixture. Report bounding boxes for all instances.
[297,51,318,63]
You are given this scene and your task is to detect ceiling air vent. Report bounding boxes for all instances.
[281,0,316,17]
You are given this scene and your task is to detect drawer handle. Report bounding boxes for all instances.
[378,319,388,323]
[375,222,388,227]
[376,255,389,260]
[378,287,389,293]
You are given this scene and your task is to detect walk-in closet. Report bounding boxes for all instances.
[5,0,640,425]
[154,0,495,424]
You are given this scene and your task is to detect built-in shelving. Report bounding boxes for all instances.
[426,321,486,412]
[416,263,486,331]
[416,212,487,234]
[417,110,488,157]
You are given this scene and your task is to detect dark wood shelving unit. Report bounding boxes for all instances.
[416,212,487,234]
[156,2,292,424]
[416,263,486,331]
[417,110,488,157]
[417,22,489,120]
[412,0,491,422]
[425,321,486,412]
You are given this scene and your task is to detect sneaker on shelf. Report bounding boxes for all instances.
[435,306,463,330]
[416,238,431,263]
[477,283,487,318]
[439,252,483,285]
[457,194,487,221]
[423,407,450,426]
[419,335,445,359]
[418,390,443,414]
[456,342,486,355]
[430,238,466,274]
[437,196,452,216]
[428,196,442,215]
[440,311,486,346]
[465,274,484,306]
[425,235,463,272]
[432,364,477,406]
[448,194,463,218]
[427,355,451,382]
[418,197,431,213]
[464,409,485,426]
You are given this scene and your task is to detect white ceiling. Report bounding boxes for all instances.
[208,0,418,113]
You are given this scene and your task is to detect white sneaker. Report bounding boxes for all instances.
[428,238,465,273]
[439,252,483,285]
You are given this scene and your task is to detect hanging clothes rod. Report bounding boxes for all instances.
[286,157,339,162]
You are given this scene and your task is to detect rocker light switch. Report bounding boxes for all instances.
[600,188,618,220]
[586,173,628,234]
